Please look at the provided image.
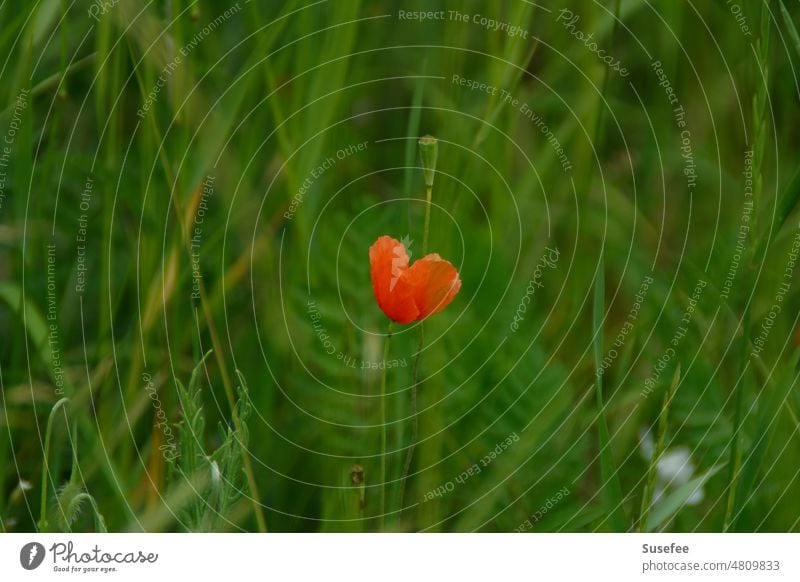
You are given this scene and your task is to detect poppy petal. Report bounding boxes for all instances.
[403,253,461,320]
[369,236,419,324]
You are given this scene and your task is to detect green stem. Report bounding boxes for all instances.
[398,326,423,513]
[59,0,68,98]
[379,322,393,529]
[421,185,432,256]
[639,366,681,532]
[72,493,107,532]
[724,0,770,532]
[724,307,751,531]
[38,397,70,531]
[398,182,433,514]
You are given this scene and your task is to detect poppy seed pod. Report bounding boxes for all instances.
[418,135,438,188]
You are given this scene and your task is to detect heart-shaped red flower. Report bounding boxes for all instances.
[369,235,461,324]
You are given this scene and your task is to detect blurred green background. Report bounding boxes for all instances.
[1,0,800,532]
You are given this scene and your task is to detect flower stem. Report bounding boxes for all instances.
[398,326,423,513]
[421,185,432,256]
[398,138,436,514]
[379,321,393,529]
[395,136,439,520]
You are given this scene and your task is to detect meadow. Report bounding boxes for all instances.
[1,0,800,533]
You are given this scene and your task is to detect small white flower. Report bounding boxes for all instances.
[656,447,694,485]
[639,428,704,508]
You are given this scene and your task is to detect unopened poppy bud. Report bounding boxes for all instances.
[418,135,438,188]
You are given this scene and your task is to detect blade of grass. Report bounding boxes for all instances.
[590,0,626,532]
[593,258,626,531]
[125,25,267,531]
[779,0,800,59]
[403,78,425,199]
[639,365,681,531]
[37,397,69,531]
[725,0,771,531]
[733,350,800,524]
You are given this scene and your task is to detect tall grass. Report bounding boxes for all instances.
[1,0,799,533]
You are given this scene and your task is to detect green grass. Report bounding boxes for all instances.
[1,0,800,532]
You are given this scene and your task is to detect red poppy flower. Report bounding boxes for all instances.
[369,235,461,324]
